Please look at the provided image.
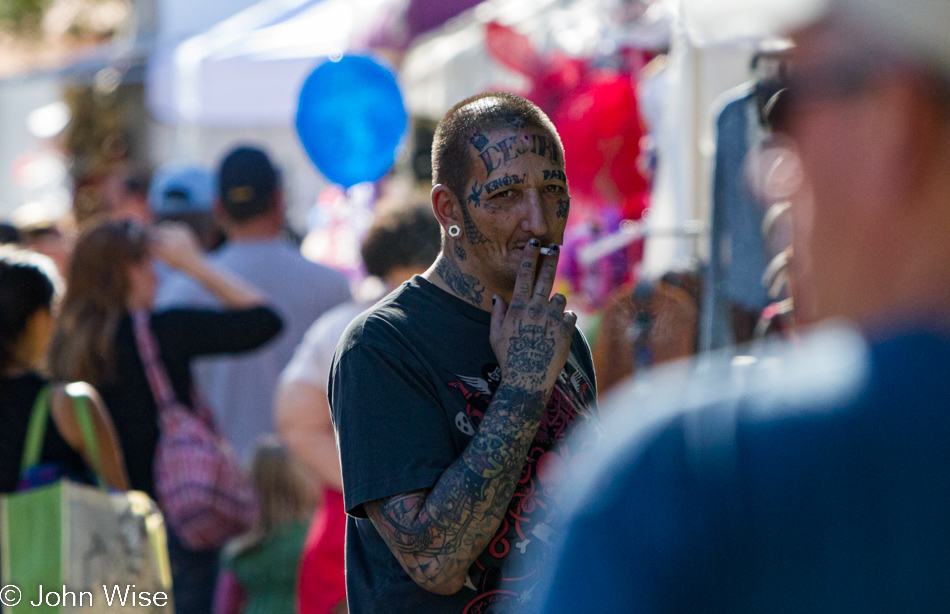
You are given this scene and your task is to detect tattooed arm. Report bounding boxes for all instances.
[365,382,547,594]
[365,239,577,595]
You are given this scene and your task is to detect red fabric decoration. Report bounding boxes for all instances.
[484,22,649,221]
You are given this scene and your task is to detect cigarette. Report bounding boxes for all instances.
[540,247,551,255]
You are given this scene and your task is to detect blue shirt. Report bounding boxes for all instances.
[540,325,950,614]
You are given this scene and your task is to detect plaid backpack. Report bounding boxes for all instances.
[132,310,257,550]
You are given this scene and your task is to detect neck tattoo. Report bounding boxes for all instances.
[435,255,485,308]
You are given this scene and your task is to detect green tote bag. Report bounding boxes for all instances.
[0,386,173,613]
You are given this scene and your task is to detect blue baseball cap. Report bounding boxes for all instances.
[149,165,216,215]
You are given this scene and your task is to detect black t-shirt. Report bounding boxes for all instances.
[0,372,89,494]
[329,276,601,614]
[96,307,282,498]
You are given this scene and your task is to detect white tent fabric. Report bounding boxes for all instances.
[401,0,623,121]
[147,0,395,127]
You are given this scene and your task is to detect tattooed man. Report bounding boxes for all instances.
[328,92,600,613]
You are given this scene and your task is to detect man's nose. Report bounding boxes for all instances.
[520,189,549,237]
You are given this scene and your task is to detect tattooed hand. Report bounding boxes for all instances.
[490,238,577,393]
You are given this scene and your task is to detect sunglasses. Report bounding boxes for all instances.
[766,55,896,134]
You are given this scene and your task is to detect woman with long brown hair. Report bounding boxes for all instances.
[49,220,282,614]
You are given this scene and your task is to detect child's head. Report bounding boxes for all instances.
[250,436,312,534]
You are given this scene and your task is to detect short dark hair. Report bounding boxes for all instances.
[432,91,563,202]
[361,205,441,279]
[0,247,61,372]
[218,147,279,222]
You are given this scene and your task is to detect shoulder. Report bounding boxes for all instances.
[329,298,436,402]
[314,301,371,347]
[283,302,369,385]
[570,325,873,511]
[335,285,421,354]
[334,307,400,364]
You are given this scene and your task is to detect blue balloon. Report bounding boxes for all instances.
[296,55,408,188]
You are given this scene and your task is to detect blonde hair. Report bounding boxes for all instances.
[230,436,313,554]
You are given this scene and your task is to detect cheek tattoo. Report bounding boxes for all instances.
[462,185,492,245]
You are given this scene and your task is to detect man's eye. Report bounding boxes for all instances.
[545,185,566,194]
[492,190,514,199]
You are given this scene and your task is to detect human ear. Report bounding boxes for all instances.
[431,185,463,237]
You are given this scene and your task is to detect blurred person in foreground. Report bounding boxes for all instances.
[275,204,441,614]
[158,146,351,463]
[213,437,313,614]
[49,221,282,614]
[329,92,599,613]
[539,1,950,612]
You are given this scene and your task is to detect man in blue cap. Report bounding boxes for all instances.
[540,0,950,611]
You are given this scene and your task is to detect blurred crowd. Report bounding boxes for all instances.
[4,0,950,613]
[0,143,443,614]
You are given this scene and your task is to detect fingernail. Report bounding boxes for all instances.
[550,244,560,254]
[492,296,497,305]
[529,238,540,248]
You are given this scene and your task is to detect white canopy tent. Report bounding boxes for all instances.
[145,0,398,230]
[147,0,395,127]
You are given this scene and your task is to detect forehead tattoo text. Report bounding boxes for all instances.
[472,133,562,177]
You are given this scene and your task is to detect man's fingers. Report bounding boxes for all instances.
[551,293,567,316]
[512,238,541,302]
[533,244,560,300]
[560,310,578,340]
[490,294,508,334]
